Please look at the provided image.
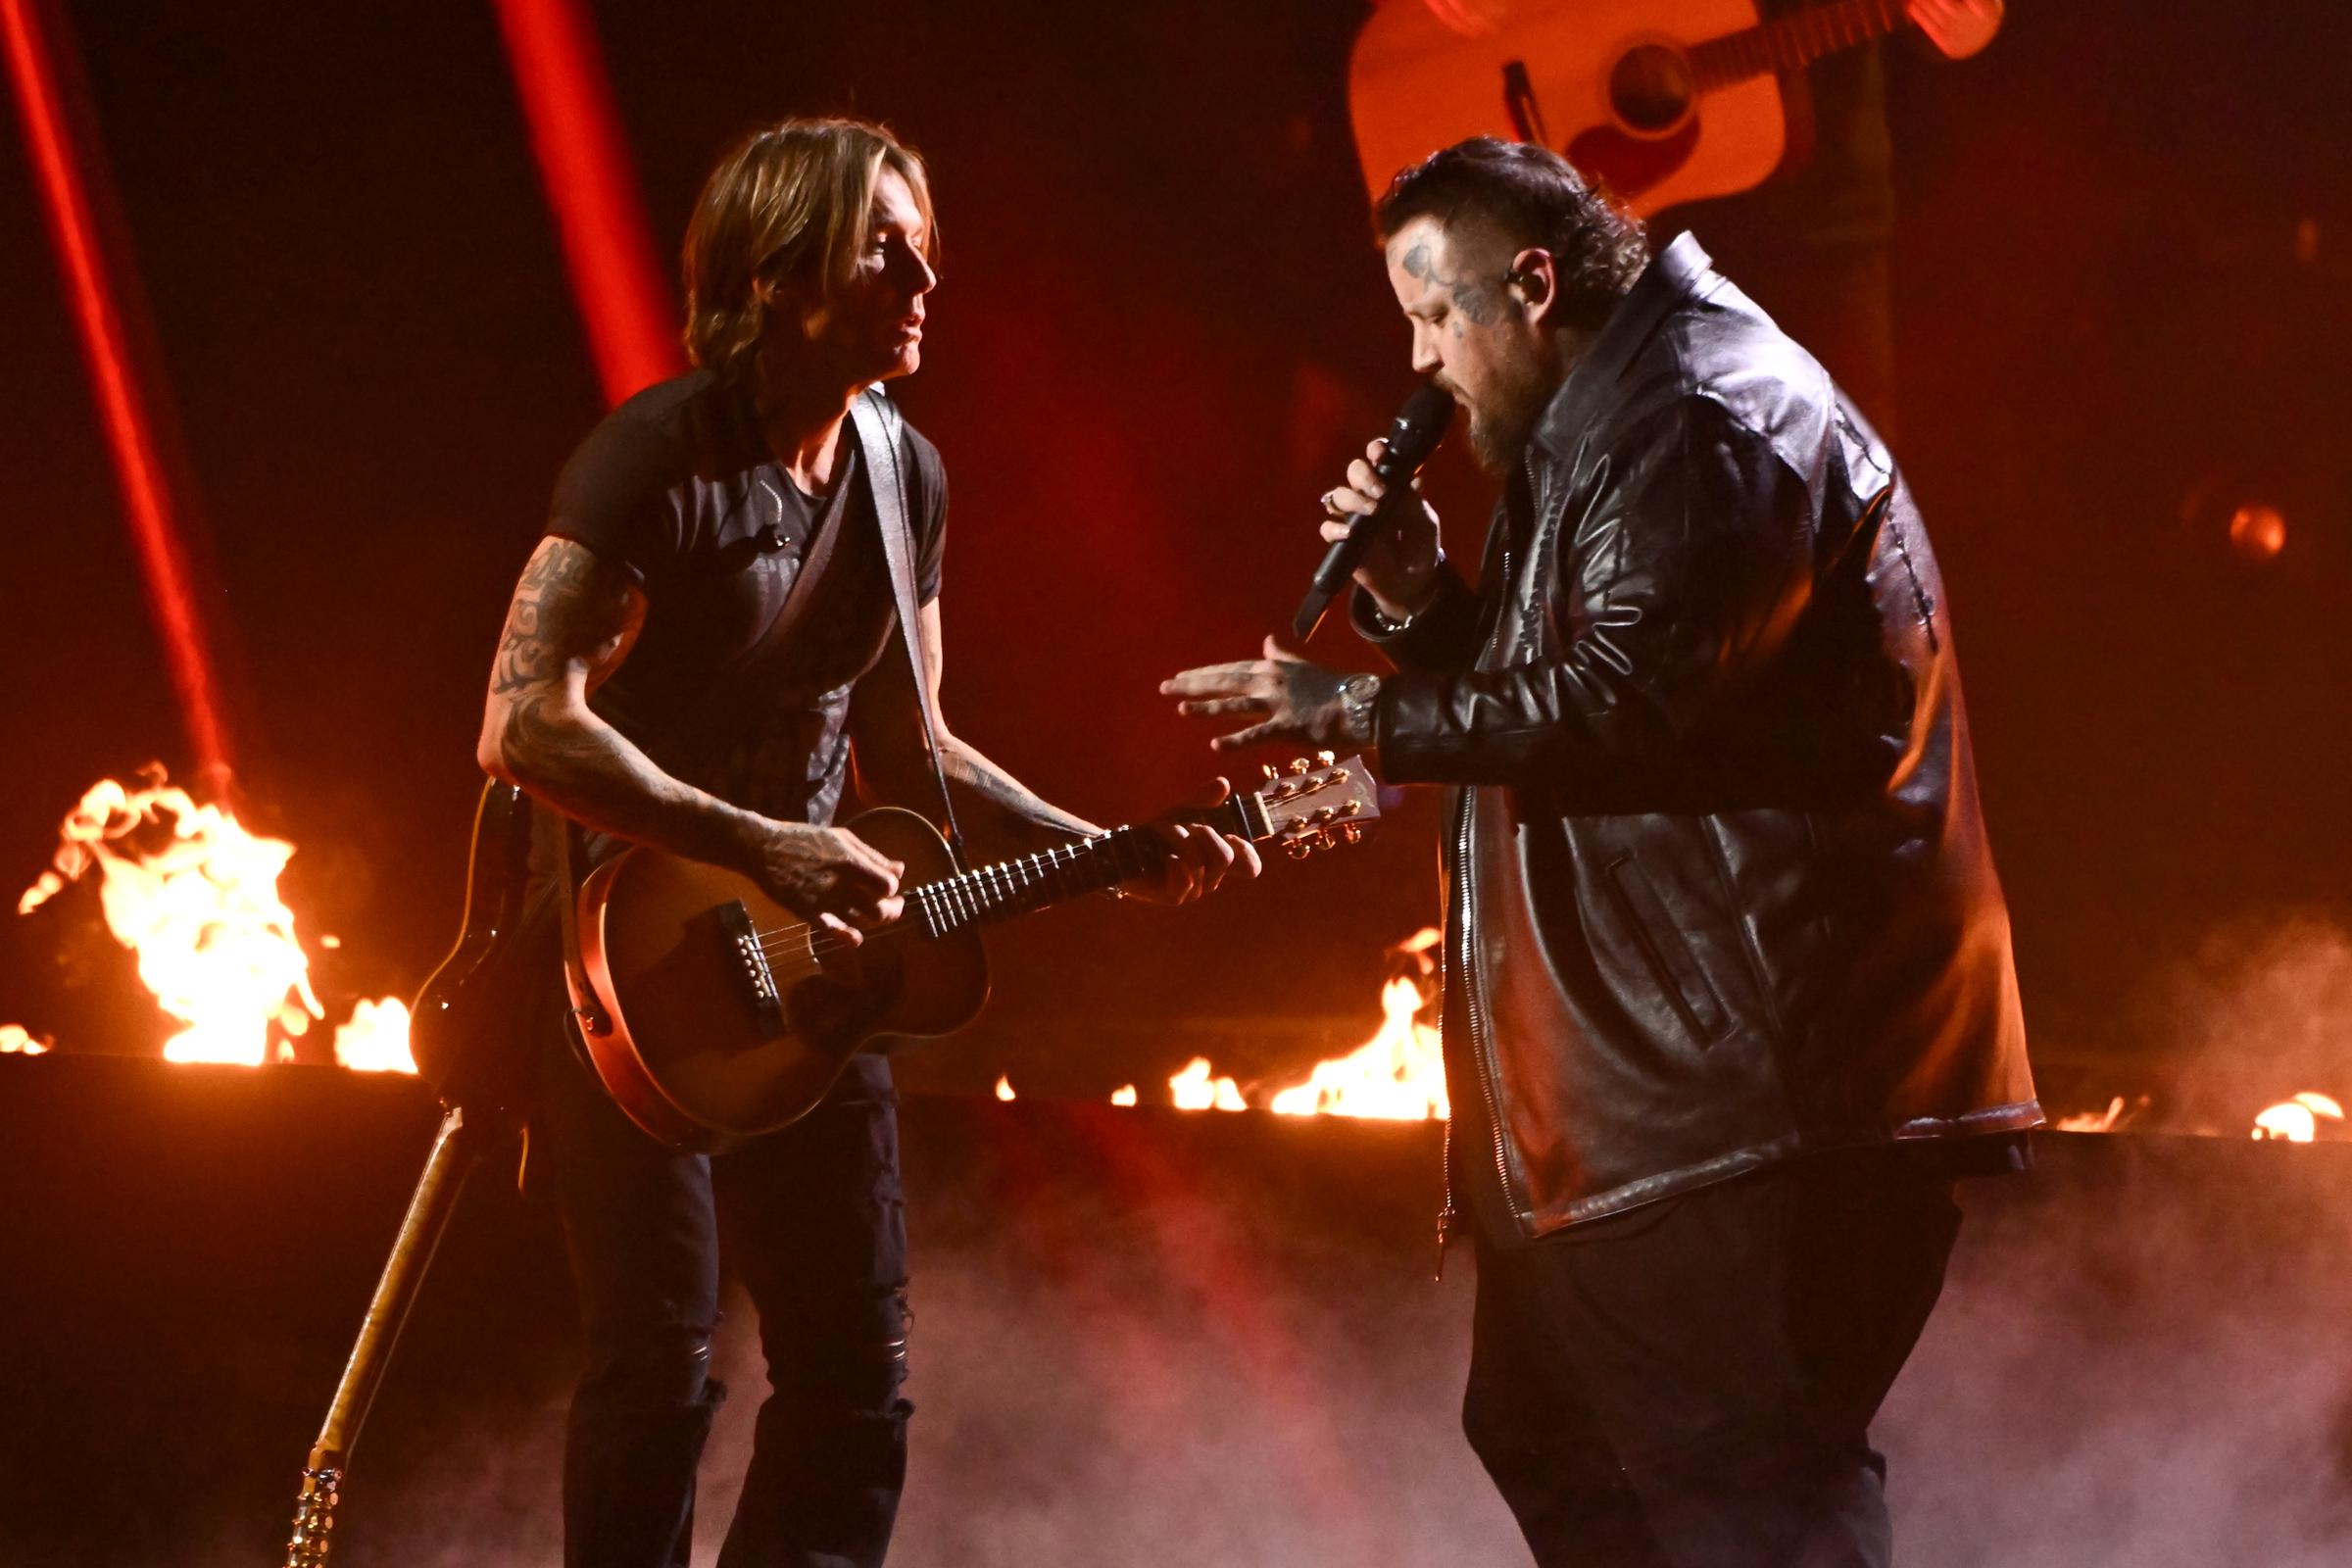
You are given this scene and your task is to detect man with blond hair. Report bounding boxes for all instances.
[478,117,1254,1567]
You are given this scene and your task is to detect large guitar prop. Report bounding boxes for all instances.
[1350,0,1916,213]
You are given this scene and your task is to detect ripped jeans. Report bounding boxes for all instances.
[534,1026,911,1568]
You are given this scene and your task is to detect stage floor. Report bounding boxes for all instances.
[2,1055,2348,1567]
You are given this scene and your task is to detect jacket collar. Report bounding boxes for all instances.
[1529,231,1715,464]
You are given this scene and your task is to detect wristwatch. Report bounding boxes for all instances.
[1336,672,1383,748]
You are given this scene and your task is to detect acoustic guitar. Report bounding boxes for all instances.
[567,756,1380,1149]
[293,761,1376,1560]
[1349,0,1914,214]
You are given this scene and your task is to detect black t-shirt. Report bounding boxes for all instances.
[545,368,947,825]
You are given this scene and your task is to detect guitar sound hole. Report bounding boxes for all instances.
[1608,43,1694,137]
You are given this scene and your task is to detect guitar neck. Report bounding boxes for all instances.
[1690,0,1908,94]
[907,798,1256,939]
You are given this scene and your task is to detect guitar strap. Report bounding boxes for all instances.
[551,401,872,1045]
[848,386,969,870]
[552,387,963,1046]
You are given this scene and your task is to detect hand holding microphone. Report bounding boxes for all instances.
[1294,382,1454,639]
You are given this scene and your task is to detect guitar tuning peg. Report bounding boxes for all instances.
[1314,750,1336,767]
[1261,763,1280,782]
[1283,837,1315,860]
[1288,758,1311,774]
[1341,823,1365,845]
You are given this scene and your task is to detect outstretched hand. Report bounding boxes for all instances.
[1162,636,1367,754]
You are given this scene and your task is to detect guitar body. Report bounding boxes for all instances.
[576,807,988,1149]
[1349,0,1787,215]
[408,780,551,1112]
[551,756,1381,1150]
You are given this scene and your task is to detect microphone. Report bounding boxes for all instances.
[1292,382,1456,640]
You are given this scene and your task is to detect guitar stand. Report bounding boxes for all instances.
[281,1102,512,1566]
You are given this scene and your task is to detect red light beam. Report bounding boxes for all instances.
[489,0,683,408]
[2,0,231,779]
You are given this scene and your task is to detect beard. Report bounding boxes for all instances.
[1448,355,1553,476]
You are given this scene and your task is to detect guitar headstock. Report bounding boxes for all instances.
[1245,752,1381,860]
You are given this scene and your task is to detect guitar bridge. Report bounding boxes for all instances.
[712,901,787,1036]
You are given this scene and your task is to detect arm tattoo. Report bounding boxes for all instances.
[499,691,611,768]
[940,744,1098,840]
[853,601,1100,842]
[482,537,751,866]
[490,538,632,697]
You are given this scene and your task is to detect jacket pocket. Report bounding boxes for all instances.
[1603,856,1733,1047]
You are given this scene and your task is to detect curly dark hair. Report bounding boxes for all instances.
[1374,138,1648,332]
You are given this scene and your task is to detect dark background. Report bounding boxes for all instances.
[3,0,2348,1103]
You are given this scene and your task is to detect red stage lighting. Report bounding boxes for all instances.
[2227,503,2287,564]
[2,0,231,779]
[489,0,683,407]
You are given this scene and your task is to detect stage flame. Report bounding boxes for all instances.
[2053,1095,2149,1134]
[1159,928,1450,1119]
[1170,1056,1247,1110]
[1270,928,1448,1121]
[2252,1092,2345,1143]
[17,770,415,1072]
[1,1024,52,1055]
[333,998,416,1073]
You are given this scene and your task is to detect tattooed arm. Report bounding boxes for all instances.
[477,536,905,936]
[850,600,1101,846]
[850,600,1261,902]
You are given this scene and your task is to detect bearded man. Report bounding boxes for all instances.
[1166,137,2038,1567]
[479,117,1255,1568]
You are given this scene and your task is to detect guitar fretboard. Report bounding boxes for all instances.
[1690,0,1906,93]
[909,827,1160,939]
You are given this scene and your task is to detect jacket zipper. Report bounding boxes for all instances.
[1436,463,1543,1277]
[1436,1120,1458,1280]
[1458,788,1513,1239]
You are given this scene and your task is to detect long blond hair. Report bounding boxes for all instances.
[681,117,937,382]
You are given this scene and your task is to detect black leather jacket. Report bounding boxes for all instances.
[1360,236,2039,1241]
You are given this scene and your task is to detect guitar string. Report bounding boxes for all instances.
[745,820,1248,960]
[743,809,1353,961]
[741,815,1173,959]
[729,790,1353,964]
[748,861,1106,959]
[745,842,1284,963]
[743,852,1119,960]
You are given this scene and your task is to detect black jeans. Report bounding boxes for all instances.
[1464,1150,1962,1568]
[534,1025,911,1568]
